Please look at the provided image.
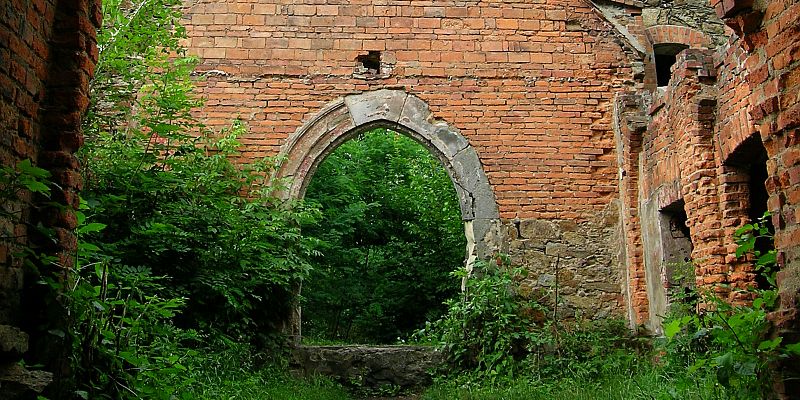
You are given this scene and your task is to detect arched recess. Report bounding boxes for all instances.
[273,89,502,341]
[644,25,712,88]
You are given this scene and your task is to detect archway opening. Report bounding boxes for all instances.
[301,127,466,344]
[727,135,773,289]
[654,43,689,87]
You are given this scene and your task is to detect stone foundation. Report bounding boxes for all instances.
[290,345,444,393]
[503,201,626,321]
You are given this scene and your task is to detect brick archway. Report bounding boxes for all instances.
[273,89,503,340]
[644,25,712,49]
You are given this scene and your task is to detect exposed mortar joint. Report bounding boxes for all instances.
[397,93,410,124]
[206,72,608,83]
[195,69,229,77]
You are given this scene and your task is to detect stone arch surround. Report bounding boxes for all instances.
[273,89,505,340]
[274,89,503,260]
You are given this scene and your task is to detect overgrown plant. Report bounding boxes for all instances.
[414,257,538,382]
[66,0,321,397]
[81,0,319,341]
[662,213,800,398]
[0,160,54,255]
[69,208,196,399]
[417,256,641,386]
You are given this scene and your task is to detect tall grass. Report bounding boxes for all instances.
[421,363,722,400]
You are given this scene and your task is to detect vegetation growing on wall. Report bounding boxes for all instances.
[20,0,793,398]
[302,129,465,344]
[64,0,322,397]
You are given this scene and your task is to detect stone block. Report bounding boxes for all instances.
[519,219,558,241]
[290,345,444,392]
[0,325,28,358]
[344,89,406,126]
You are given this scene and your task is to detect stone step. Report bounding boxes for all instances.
[290,345,444,393]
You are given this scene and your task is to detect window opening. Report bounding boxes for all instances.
[727,135,773,288]
[659,200,694,294]
[654,43,689,87]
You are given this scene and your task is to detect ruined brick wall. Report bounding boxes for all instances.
[639,49,754,303]
[624,0,800,392]
[641,0,725,44]
[0,0,100,396]
[181,0,645,321]
[180,0,798,344]
[711,0,800,395]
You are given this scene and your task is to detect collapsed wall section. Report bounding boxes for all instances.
[617,4,800,394]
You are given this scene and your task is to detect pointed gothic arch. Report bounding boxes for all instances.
[273,89,503,340]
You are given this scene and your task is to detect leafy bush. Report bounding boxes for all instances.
[69,228,198,399]
[63,0,321,397]
[81,0,319,342]
[416,256,639,385]
[661,213,800,398]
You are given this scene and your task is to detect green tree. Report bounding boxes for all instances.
[302,129,465,344]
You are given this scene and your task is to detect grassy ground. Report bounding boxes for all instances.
[183,363,730,400]
[178,343,748,400]
[185,367,351,400]
[420,368,719,400]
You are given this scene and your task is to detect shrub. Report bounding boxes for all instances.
[416,256,639,385]
[661,213,800,398]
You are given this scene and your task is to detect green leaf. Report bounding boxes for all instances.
[75,210,86,225]
[734,224,754,236]
[715,353,734,388]
[757,251,777,267]
[664,318,683,340]
[78,242,100,253]
[77,222,107,234]
[17,159,51,178]
[785,342,800,355]
[758,337,782,351]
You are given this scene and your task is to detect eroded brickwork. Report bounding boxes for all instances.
[712,0,800,395]
[640,50,754,300]
[0,0,100,396]
[177,0,799,349]
[617,0,800,393]
[0,0,798,396]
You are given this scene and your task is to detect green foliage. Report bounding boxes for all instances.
[87,0,197,137]
[734,216,777,287]
[0,160,54,252]
[82,122,319,339]
[661,213,797,398]
[178,342,351,400]
[69,210,198,398]
[416,258,538,382]
[67,0,320,397]
[421,361,720,400]
[417,257,640,386]
[82,0,319,342]
[302,129,464,344]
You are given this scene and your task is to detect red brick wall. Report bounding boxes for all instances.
[711,0,800,395]
[0,0,100,395]
[630,0,799,393]
[641,50,755,299]
[614,92,648,323]
[182,0,639,221]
